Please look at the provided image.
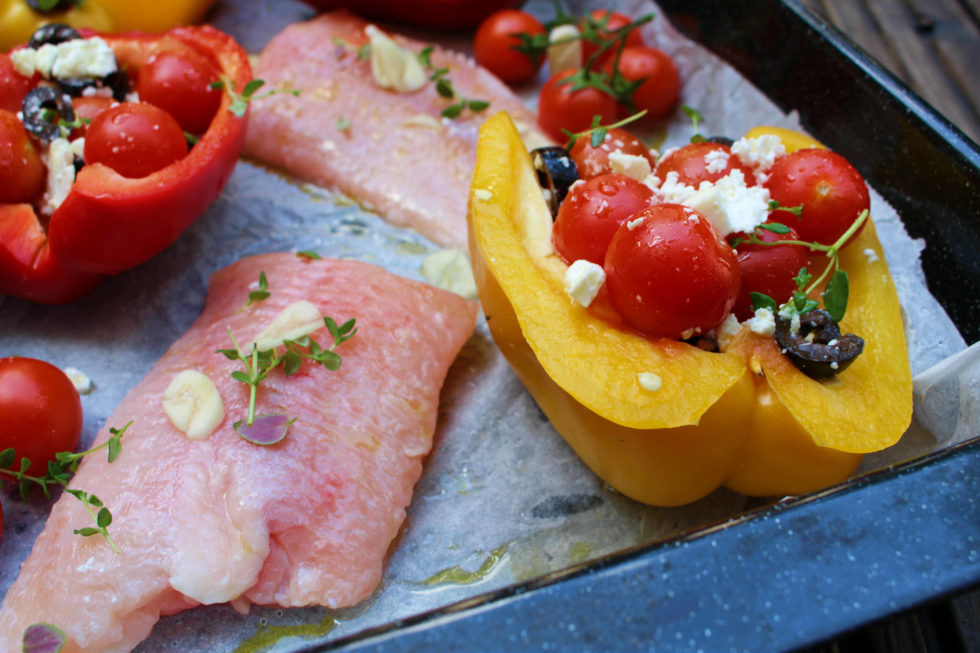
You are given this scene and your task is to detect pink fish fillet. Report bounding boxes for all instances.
[0,254,477,652]
[243,10,550,250]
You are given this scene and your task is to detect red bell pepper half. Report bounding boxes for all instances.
[0,25,251,303]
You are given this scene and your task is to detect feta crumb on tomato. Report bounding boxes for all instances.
[626,215,646,231]
[637,372,663,392]
[564,259,605,307]
[40,138,76,216]
[365,25,427,93]
[609,151,652,181]
[684,169,771,236]
[731,135,785,173]
[703,148,730,174]
[746,307,776,336]
[12,37,117,80]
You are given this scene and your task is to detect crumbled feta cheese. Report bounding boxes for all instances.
[746,307,776,336]
[564,259,605,307]
[12,37,116,79]
[40,138,76,216]
[608,151,652,181]
[637,372,662,392]
[683,169,771,236]
[657,171,698,204]
[63,367,93,394]
[716,313,741,351]
[863,248,879,263]
[547,24,582,76]
[421,248,478,299]
[365,25,426,92]
[778,304,802,335]
[626,216,646,231]
[473,188,493,202]
[703,148,730,174]
[69,137,85,158]
[731,134,785,172]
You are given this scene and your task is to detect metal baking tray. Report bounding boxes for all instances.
[323,0,980,650]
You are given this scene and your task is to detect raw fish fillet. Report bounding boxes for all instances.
[0,254,477,652]
[244,11,550,250]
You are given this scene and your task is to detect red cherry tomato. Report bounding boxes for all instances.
[137,49,222,135]
[538,69,619,143]
[731,223,809,320]
[0,357,83,478]
[603,203,740,339]
[605,46,680,119]
[0,109,45,204]
[0,53,36,114]
[655,141,756,188]
[569,127,656,179]
[580,10,645,64]
[473,9,546,84]
[84,102,188,178]
[553,173,654,265]
[765,148,870,246]
[69,96,117,139]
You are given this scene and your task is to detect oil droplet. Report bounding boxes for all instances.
[422,544,508,586]
[233,614,335,653]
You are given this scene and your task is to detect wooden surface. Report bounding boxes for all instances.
[793,3,980,650]
[799,0,980,144]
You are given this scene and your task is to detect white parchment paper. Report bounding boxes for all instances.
[0,0,973,651]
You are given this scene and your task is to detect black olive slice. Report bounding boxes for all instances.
[774,309,865,379]
[530,146,579,218]
[55,70,129,101]
[27,23,81,49]
[21,86,75,142]
[26,0,76,14]
[705,136,735,146]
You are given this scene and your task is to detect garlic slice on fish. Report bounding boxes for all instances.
[365,25,427,92]
[163,370,225,441]
[251,300,324,352]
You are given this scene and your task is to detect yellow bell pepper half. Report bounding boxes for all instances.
[467,112,913,506]
[0,0,213,52]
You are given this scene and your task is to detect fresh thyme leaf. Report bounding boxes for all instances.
[336,116,351,132]
[435,78,454,99]
[0,447,13,469]
[468,99,490,112]
[794,267,812,291]
[681,105,704,142]
[357,43,370,60]
[768,199,803,217]
[74,527,101,537]
[757,222,791,234]
[245,271,270,307]
[296,250,322,260]
[441,102,465,119]
[22,622,67,653]
[750,292,778,313]
[418,46,434,67]
[824,269,850,322]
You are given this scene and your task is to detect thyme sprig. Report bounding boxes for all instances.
[211,77,299,118]
[417,47,490,119]
[563,110,647,149]
[737,209,870,322]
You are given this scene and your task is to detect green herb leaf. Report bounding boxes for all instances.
[22,622,67,653]
[245,271,270,307]
[824,269,850,322]
[435,78,454,99]
[97,507,112,528]
[441,102,465,119]
[794,267,812,291]
[336,116,351,132]
[757,222,791,235]
[0,447,14,469]
[418,46,434,67]
[750,292,778,313]
[467,99,490,112]
[296,250,322,260]
[768,199,804,217]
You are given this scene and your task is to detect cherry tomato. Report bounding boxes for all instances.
[765,148,870,246]
[0,357,83,478]
[0,109,45,204]
[604,203,740,339]
[654,141,756,188]
[84,102,188,178]
[0,53,36,114]
[137,49,223,135]
[605,46,680,119]
[580,10,645,64]
[473,9,546,84]
[69,96,117,139]
[538,69,619,143]
[731,223,809,320]
[569,127,656,179]
[553,173,654,265]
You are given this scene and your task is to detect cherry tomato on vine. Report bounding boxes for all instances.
[568,127,656,179]
[605,46,680,119]
[0,357,83,478]
[765,148,870,247]
[69,96,117,139]
[137,49,223,135]
[603,203,740,339]
[580,10,645,64]
[553,172,653,265]
[731,223,809,320]
[654,141,756,188]
[0,53,36,114]
[473,9,546,84]
[538,69,619,143]
[0,109,45,204]
[84,102,188,178]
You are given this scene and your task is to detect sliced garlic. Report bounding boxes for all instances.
[365,25,427,92]
[251,300,324,352]
[163,370,225,441]
[547,24,582,77]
